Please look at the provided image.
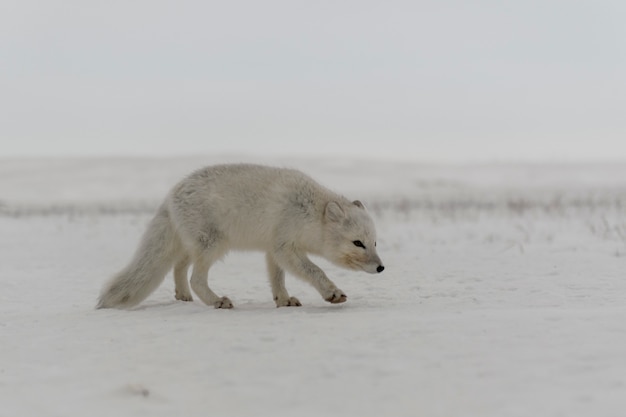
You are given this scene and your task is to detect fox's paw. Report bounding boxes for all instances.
[175,290,193,302]
[324,289,347,304]
[214,297,233,309]
[274,296,302,308]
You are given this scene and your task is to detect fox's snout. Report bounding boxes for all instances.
[367,253,384,274]
[362,258,384,274]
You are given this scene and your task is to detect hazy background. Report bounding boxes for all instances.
[2,0,625,162]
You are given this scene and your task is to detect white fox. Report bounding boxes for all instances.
[97,163,384,309]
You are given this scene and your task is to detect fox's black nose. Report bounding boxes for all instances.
[377,265,385,273]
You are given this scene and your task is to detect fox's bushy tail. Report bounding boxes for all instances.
[97,205,180,309]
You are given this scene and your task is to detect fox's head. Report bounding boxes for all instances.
[322,200,384,274]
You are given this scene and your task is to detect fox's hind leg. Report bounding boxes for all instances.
[266,253,301,307]
[173,255,193,301]
[189,243,233,309]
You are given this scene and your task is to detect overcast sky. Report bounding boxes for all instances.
[2,0,625,161]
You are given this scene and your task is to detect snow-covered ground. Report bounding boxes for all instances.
[2,156,626,417]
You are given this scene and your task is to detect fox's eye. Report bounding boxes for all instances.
[353,240,366,249]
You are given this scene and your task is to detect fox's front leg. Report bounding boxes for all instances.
[272,247,347,304]
[266,253,302,307]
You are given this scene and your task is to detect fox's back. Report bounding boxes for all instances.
[186,163,319,209]
[168,164,331,249]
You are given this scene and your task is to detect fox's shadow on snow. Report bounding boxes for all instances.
[130,299,349,313]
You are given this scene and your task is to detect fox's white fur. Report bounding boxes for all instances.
[97,163,384,309]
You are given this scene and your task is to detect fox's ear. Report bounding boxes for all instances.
[353,200,364,209]
[325,201,345,222]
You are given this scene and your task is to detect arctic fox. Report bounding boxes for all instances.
[97,163,384,309]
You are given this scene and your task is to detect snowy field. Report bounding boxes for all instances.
[2,156,626,417]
